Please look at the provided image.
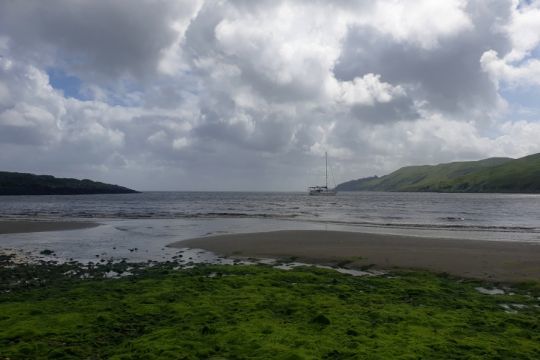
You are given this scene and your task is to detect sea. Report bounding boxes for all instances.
[1,191,539,262]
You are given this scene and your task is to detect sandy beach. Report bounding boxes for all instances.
[171,230,540,282]
[0,220,99,234]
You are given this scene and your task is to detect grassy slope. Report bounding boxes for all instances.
[0,171,138,195]
[391,157,513,192]
[336,155,540,193]
[1,262,539,359]
[441,153,540,193]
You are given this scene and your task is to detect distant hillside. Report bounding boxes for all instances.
[336,154,540,193]
[0,172,138,195]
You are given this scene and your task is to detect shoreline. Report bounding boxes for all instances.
[0,220,99,235]
[170,230,540,282]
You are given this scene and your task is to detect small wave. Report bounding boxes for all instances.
[183,212,299,219]
[302,218,540,233]
[440,216,466,221]
[1,211,302,221]
[378,216,404,220]
[203,230,230,236]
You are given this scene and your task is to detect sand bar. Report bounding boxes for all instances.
[171,230,540,282]
[0,220,99,234]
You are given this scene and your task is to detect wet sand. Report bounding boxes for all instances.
[170,230,540,282]
[0,220,99,234]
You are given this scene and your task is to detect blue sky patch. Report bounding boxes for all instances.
[501,86,540,122]
[47,68,85,100]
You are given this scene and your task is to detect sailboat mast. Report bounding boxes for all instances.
[325,152,328,188]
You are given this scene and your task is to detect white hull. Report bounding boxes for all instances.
[309,190,337,196]
[308,187,337,196]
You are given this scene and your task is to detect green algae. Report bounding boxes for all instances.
[1,262,539,359]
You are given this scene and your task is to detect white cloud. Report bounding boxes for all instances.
[158,1,205,75]
[336,74,405,106]
[172,137,190,150]
[481,1,540,87]
[504,0,540,61]
[366,0,473,48]
[481,49,540,86]
[208,1,349,103]
[494,120,540,156]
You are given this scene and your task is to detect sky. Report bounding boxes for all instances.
[1,0,540,191]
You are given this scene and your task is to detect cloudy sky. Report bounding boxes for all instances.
[1,0,540,191]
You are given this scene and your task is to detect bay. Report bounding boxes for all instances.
[1,191,539,262]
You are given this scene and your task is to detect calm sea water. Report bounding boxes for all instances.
[1,191,539,231]
[1,191,539,262]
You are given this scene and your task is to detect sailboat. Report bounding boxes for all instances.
[308,152,337,196]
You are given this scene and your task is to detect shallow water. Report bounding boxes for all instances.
[1,191,540,262]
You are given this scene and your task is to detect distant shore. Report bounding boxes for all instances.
[170,230,540,282]
[0,220,99,234]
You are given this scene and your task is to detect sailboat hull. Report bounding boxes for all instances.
[309,191,336,196]
[308,188,337,196]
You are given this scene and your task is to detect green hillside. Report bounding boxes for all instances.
[0,171,138,195]
[336,154,540,193]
